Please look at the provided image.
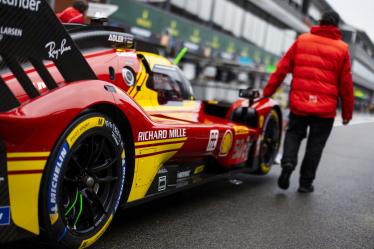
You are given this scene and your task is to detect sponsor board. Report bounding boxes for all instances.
[0,26,22,38]
[177,170,191,179]
[45,39,72,60]
[219,130,233,156]
[66,117,105,147]
[48,142,69,224]
[232,137,250,160]
[137,128,186,142]
[0,0,42,12]
[206,130,219,152]
[158,176,167,192]
[0,206,10,225]
[108,34,127,43]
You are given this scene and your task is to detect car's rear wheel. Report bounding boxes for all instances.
[40,113,126,249]
[256,110,281,175]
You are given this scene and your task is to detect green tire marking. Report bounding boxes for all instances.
[65,190,79,217]
[73,193,83,227]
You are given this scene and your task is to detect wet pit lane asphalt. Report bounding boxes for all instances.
[4,122,374,249]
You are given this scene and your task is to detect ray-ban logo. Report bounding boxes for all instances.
[45,39,71,60]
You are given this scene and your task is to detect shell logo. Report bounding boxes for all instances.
[220,130,233,156]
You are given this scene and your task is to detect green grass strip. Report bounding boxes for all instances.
[73,193,83,228]
[64,190,79,216]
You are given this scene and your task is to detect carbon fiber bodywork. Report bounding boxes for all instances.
[0,0,97,113]
[0,140,32,243]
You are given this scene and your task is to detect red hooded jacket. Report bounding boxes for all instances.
[263,25,354,120]
[57,7,85,24]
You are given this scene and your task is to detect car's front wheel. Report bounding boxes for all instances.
[40,113,126,249]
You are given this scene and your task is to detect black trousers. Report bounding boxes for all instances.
[281,113,334,187]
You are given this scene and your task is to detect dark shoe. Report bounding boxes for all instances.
[297,185,314,193]
[278,169,292,190]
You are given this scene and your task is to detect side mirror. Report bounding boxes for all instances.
[239,88,260,106]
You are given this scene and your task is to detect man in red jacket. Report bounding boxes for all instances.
[263,11,354,193]
[57,0,88,24]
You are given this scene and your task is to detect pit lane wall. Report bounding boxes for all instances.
[109,0,279,71]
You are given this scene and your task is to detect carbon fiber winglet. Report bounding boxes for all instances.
[0,0,97,111]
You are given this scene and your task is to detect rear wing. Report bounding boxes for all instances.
[0,0,96,112]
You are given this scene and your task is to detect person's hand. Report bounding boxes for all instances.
[342,119,350,125]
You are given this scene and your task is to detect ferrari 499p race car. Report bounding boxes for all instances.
[0,1,282,248]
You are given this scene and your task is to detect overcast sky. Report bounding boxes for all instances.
[326,0,374,42]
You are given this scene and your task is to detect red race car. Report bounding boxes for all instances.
[0,1,282,248]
